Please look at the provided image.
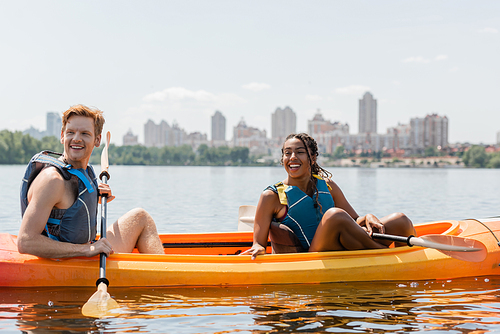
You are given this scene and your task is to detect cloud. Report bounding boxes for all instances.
[144,87,215,102]
[143,87,245,106]
[397,15,443,23]
[478,27,498,34]
[305,94,323,101]
[335,85,371,95]
[402,56,431,64]
[134,87,247,135]
[242,82,271,92]
[449,67,459,73]
[401,55,448,64]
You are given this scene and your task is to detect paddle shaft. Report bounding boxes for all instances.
[372,233,412,246]
[97,130,111,286]
[81,132,118,318]
[99,174,109,282]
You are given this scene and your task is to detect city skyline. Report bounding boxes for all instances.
[0,1,498,145]
[131,100,448,148]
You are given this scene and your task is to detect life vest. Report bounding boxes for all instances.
[20,151,98,244]
[267,175,335,250]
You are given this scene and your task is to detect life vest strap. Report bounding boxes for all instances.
[275,182,289,205]
[66,169,95,193]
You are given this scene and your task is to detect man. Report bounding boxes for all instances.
[18,105,164,258]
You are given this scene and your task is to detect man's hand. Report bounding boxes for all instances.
[98,183,115,203]
[87,237,114,257]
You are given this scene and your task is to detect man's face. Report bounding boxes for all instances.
[60,115,101,168]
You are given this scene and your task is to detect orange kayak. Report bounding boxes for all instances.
[0,218,499,287]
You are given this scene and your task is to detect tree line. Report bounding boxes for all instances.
[89,143,251,166]
[462,145,500,168]
[0,130,252,166]
[1,129,499,168]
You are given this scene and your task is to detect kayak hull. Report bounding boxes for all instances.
[1,219,499,287]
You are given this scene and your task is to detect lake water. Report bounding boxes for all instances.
[0,165,499,333]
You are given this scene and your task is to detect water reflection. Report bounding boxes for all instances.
[1,278,497,333]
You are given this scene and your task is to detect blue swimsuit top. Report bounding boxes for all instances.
[266,175,335,250]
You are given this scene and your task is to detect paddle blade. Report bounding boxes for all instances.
[238,205,256,231]
[82,282,119,318]
[420,235,488,262]
[100,131,111,177]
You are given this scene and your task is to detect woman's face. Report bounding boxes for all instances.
[282,137,311,178]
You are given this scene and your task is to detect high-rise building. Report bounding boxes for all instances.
[186,131,208,150]
[233,118,268,155]
[144,119,171,147]
[386,123,411,152]
[359,92,377,134]
[307,111,349,153]
[123,129,139,146]
[46,112,62,137]
[410,114,448,151]
[308,111,349,137]
[425,114,448,148]
[271,106,296,141]
[211,111,226,141]
[144,119,160,147]
[143,119,193,147]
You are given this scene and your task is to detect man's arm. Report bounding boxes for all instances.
[17,168,113,258]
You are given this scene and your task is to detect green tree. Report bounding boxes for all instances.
[21,134,40,161]
[462,145,488,167]
[0,130,24,164]
[486,153,500,168]
[230,147,249,164]
[424,146,438,157]
[332,145,346,160]
[196,144,209,164]
[39,136,63,153]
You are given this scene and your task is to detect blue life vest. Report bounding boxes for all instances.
[267,176,335,250]
[20,151,98,244]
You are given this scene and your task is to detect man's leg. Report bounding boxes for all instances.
[106,208,164,254]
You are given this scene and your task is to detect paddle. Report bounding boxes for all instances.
[372,233,487,262]
[237,205,487,262]
[82,131,119,318]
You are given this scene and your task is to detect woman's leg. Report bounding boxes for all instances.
[106,208,164,254]
[309,208,386,252]
[378,212,416,247]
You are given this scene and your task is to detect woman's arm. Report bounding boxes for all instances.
[241,189,281,260]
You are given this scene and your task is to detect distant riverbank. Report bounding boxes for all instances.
[326,156,464,168]
[2,129,499,168]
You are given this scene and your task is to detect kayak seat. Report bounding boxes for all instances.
[269,221,306,254]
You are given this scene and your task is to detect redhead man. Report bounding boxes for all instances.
[18,104,164,258]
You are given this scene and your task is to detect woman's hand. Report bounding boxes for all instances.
[98,183,115,203]
[240,243,266,260]
[356,214,385,236]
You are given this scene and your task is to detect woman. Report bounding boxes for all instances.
[241,133,416,260]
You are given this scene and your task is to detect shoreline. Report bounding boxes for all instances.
[325,156,464,168]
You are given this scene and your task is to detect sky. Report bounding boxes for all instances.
[0,0,499,145]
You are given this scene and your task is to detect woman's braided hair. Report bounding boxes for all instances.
[281,133,332,213]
